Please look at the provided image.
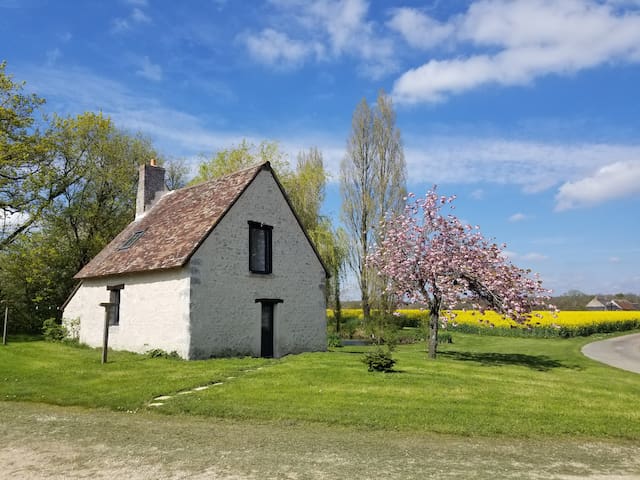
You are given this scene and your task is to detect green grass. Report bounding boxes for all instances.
[0,339,271,411]
[1,333,639,438]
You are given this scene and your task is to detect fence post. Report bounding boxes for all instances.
[2,305,7,346]
[99,302,114,364]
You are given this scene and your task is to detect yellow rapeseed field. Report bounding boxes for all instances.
[328,308,640,329]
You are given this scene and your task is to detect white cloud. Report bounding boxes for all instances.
[403,135,640,193]
[392,0,640,103]
[135,56,162,82]
[387,7,455,49]
[555,161,640,210]
[522,252,548,261]
[112,5,151,33]
[242,29,318,67]
[245,0,396,78]
[502,250,548,262]
[508,212,527,222]
[131,7,150,24]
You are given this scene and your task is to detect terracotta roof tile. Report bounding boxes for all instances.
[75,163,266,279]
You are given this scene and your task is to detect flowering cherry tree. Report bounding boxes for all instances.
[368,189,552,359]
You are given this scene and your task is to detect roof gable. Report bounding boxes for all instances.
[75,163,265,279]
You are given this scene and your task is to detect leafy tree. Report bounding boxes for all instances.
[0,61,56,247]
[0,112,157,331]
[163,157,190,190]
[288,147,326,233]
[190,139,291,185]
[340,90,406,324]
[368,189,552,359]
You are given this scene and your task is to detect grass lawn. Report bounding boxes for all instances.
[1,332,639,439]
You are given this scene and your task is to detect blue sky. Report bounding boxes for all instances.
[2,0,640,297]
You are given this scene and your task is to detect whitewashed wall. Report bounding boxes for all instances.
[62,268,191,358]
[188,169,327,359]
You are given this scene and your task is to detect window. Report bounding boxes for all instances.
[106,284,124,325]
[118,230,145,251]
[249,221,272,274]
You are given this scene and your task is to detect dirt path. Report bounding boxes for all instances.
[1,402,639,479]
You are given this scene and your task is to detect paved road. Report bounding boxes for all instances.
[582,333,640,374]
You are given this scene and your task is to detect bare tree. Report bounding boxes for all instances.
[340,90,406,323]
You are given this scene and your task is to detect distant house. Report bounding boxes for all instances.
[606,299,636,311]
[62,161,328,359]
[585,297,606,311]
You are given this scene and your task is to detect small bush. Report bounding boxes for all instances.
[327,333,342,348]
[146,348,181,359]
[438,332,453,344]
[42,318,68,342]
[362,347,396,372]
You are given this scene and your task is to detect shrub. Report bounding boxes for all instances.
[42,318,68,342]
[438,332,453,344]
[362,347,396,372]
[146,348,181,359]
[327,332,342,348]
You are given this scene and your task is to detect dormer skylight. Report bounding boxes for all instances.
[118,230,145,251]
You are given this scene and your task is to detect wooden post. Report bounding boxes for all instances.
[2,305,7,346]
[100,302,114,364]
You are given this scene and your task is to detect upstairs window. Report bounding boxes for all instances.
[249,221,272,274]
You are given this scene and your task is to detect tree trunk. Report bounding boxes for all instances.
[428,308,439,359]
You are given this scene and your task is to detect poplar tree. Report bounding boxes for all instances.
[340,90,406,323]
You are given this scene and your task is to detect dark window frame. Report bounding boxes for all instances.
[106,284,124,326]
[248,221,273,274]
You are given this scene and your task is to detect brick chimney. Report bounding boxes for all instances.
[136,159,167,218]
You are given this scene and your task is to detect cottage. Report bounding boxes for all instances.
[62,161,328,359]
[585,297,606,311]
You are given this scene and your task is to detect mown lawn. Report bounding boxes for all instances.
[1,332,639,439]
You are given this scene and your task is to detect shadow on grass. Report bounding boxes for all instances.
[439,350,569,371]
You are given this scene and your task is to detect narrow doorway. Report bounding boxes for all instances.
[261,302,274,358]
[255,298,283,358]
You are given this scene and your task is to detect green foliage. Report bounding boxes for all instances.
[0,61,52,247]
[438,331,453,344]
[190,139,291,185]
[327,332,342,348]
[362,346,396,372]
[146,348,181,359]
[0,111,157,332]
[42,318,67,342]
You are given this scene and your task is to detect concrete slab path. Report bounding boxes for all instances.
[582,333,640,374]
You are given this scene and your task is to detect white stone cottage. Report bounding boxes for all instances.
[62,161,328,359]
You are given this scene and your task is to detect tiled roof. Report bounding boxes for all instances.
[75,163,266,279]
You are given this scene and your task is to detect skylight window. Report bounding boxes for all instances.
[118,230,145,251]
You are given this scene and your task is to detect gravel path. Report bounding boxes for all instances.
[582,333,640,374]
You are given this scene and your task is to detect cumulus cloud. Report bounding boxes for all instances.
[392,0,640,103]
[135,56,162,82]
[242,0,396,77]
[387,7,455,49]
[242,29,319,67]
[555,161,640,210]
